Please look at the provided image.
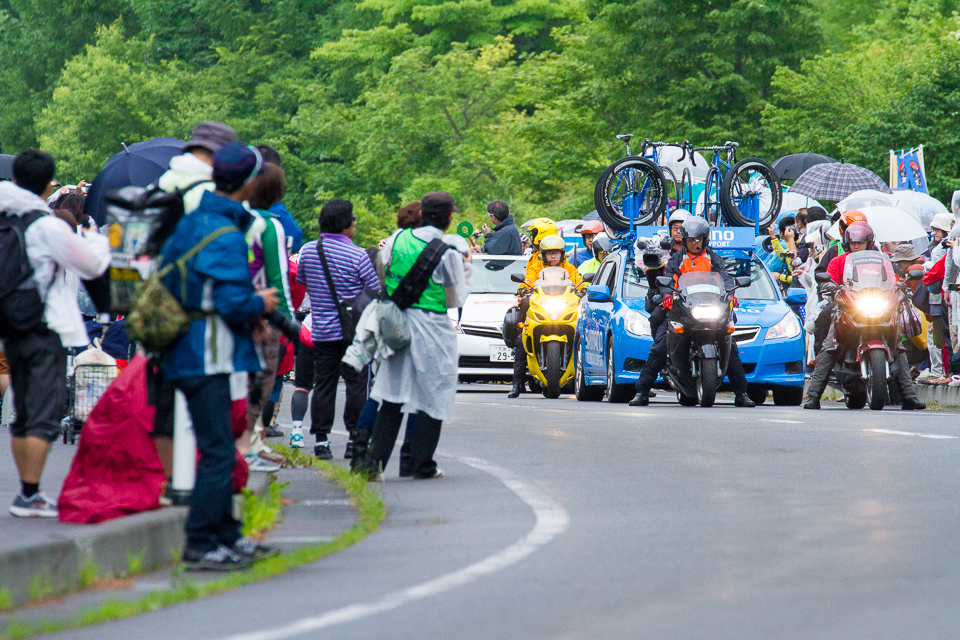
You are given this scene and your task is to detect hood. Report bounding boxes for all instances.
[197,190,255,233]
[157,153,213,191]
[0,181,52,216]
[245,209,268,243]
[458,293,517,326]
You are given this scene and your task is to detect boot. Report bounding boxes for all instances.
[901,397,926,411]
[734,393,756,408]
[507,381,523,399]
[628,392,649,407]
[803,396,821,410]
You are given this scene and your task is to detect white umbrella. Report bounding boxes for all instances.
[836,189,896,212]
[826,205,928,242]
[891,189,948,229]
[781,190,822,213]
[648,145,710,183]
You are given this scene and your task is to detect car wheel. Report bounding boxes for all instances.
[772,386,803,406]
[606,337,634,403]
[575,337,604,402]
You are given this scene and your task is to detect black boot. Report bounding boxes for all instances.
[902,397,926,410]
[803,396,821,410]
[507,381,523,399]
[628,392,649,407]
[734,393,756,408]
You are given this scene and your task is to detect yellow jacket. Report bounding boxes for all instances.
[523,252,584,289]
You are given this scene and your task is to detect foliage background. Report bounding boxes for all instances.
[2,0,959,246]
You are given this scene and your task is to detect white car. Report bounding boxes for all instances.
[450,255,527,382]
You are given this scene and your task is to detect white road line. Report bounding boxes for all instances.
[270,536,335,544]
[289,499,353,507]
[864,428,958,440]
[216,455,570,640]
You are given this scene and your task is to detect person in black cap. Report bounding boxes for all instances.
[356,191,471,480]
[481,199,522,255]
[157,142,281,570]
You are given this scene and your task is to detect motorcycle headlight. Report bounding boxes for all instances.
[765,312,802,340]
[692,304,724,321]
[542,298,567,319]
[624,309,651,337]
[854,295,891,318]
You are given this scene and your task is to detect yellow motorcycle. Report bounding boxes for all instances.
[509,267,583,398]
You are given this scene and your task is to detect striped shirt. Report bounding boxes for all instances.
[297,234,380,342]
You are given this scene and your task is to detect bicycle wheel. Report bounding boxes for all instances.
[702,167,721,225]
[720,157,782,228]
[679,168,692,211]
[594,156,668,231]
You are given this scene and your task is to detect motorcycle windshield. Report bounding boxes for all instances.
[535,266,572,295]
[842,251,896,292]
[677,271,725,300]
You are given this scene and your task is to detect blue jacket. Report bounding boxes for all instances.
[159,191,265,380]
[567,245,592,268]
[269,202,303,253]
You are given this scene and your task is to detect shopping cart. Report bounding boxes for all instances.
[61,364,119,444]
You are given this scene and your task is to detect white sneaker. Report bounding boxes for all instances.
[244,452,281,473]
[289,426,304,449]
[916,370,939,384]
[10,492,58,518]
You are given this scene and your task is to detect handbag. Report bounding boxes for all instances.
[316,237,376,344]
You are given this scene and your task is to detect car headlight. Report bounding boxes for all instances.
[692,304,724,321]
[765,312,802,340]
[542,298,567,319]
[854,294,891,318]
[624,309,651,336]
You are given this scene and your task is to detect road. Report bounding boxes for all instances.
[58,390,960,639]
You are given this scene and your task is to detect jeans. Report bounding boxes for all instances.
[179,374,240,553]
[310,340,367,441]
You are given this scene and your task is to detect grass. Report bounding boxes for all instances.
[1,447,385,640]
[240,481,289,538]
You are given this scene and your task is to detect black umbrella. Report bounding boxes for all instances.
[83,137,186,226]
[771,152,838,181]
[0,154,14,181]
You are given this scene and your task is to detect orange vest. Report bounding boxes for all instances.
[673,251,712,285]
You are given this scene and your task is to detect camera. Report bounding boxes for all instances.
[264,309,301,342]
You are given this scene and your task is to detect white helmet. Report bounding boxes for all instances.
[668,209,690,228]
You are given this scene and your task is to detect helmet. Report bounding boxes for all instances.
[844,221,875,246]
[526,218,558,247]
[592,234,613,257]
[680,217,710,247]
[668,209,690,228]
[930,213,954,234]
[538,234,567,255]
[839,209,867,235]
[577,220,604,235]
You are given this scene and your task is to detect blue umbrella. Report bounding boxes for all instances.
[0,154,14,181]
[83,137,186,225]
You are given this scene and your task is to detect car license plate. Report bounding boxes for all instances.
[489,345,515,362]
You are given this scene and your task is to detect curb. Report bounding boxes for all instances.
[915,383,960,407]
[0,507,186,608]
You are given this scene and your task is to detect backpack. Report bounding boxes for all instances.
[0,210,47,339]
[125,225,238,353]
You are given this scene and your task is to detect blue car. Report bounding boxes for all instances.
[574,239,806,405]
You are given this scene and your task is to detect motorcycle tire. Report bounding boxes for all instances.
[748,388,769,405]
[772,386,803,406]
[866,349,888,411]
[678,392,699,406]
[575,338,604,402]
[844,390,867,410]
[543,341,563,399]
[698,357,718,408]
[720,157,782,229]
[594,156,668,232]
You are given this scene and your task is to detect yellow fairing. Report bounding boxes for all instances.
[519,267,581,398]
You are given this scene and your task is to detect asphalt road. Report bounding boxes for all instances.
[57,389,960,640]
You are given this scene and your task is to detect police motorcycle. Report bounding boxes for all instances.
[655,270,752,407]
[813,251,907,411]
[507,267,583,399]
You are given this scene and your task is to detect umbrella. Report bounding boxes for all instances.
[826,205,927,243]
[83,137,186,226]
[771,152,838,181]
[789,162,892,202]
[582,210,600,221]
[0,154,14,181]
[891,189,948,229]
[781,191,823,213]
[646,145,710,182]
[837,189,896,213]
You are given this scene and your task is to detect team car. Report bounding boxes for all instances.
[574,227,806,405]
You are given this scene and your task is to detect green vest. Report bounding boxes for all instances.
[385,229,447,313]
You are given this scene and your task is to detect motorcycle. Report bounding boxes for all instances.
[506,268,583,399]
[657,271,752,407]
[814,251,904,410]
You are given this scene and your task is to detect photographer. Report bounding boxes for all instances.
[480,199,522,256]
[764,216,802,292]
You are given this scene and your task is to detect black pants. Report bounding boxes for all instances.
[361,402,441,478]
[807,325,917,401]
[310,340,367,441]
[511,298,530,386]
[7,328,66,442]
[634,307,668,395]
[667,333,748,396]
[177,374,241,554]
[813,302,835,355]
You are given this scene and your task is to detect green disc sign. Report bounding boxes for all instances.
[456,221,474,238]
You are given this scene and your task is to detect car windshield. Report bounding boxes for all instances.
[622,256,778,300]
[472,257,526,294]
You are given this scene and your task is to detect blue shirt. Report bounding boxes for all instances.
[269,203,303,253]
[296,234,380,342]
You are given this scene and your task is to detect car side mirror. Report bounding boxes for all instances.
[656,276,673,288]
[510,273,525,283]
[586,284,611,302]
[735,276,752,288]
[582,272,596,282]
[784,287,807,305]
[814,272,832,284]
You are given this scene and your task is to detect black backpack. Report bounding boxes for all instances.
[0,210,47,339]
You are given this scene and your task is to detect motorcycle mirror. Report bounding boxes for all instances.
[734,276,752,288]
[510,273,525,283]
[582,272,596,282]
[656,276,673,288]
[814,272,832,284]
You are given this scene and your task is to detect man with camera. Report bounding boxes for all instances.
[480,199,522,256]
